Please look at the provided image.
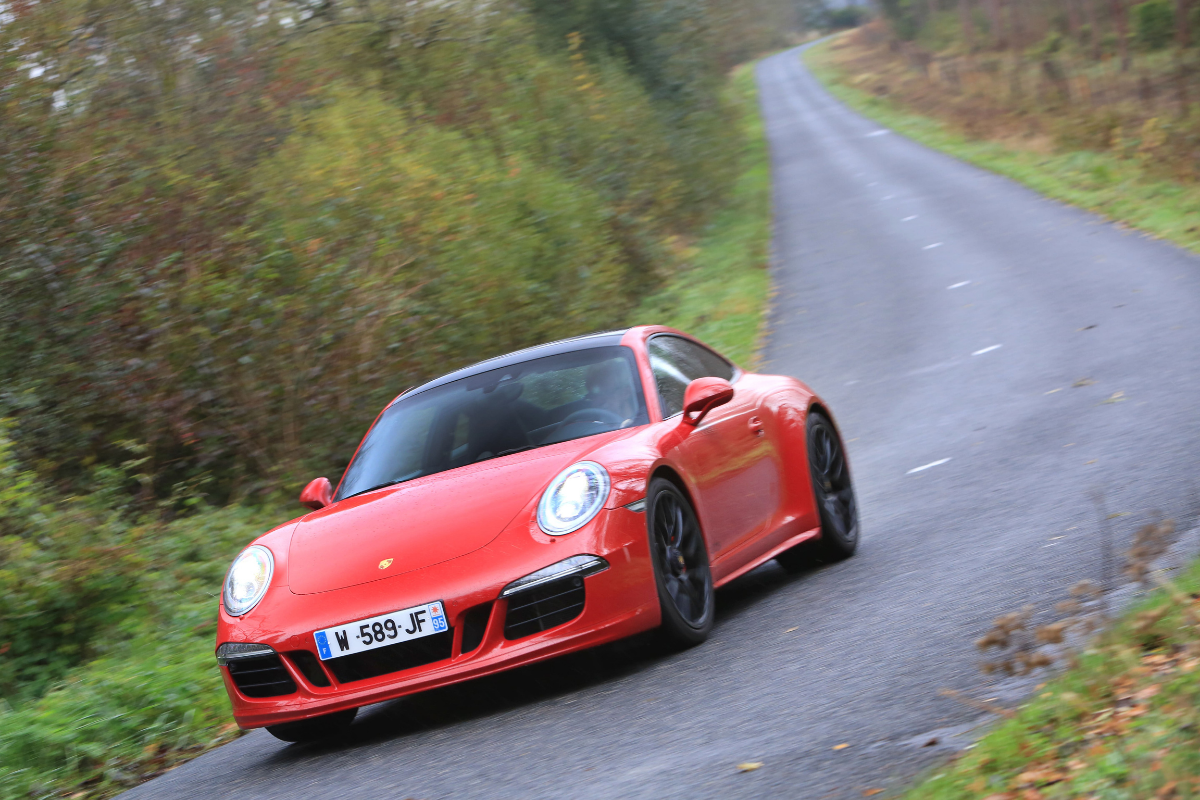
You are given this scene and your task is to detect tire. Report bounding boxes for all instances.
[266,707,357,744]
[776,411,859,572]
[646,477,715,647]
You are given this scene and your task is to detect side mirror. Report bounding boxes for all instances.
[299,477,333,510]
[681,377,734,426]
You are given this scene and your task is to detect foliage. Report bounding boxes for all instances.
[804,38,1200,256]
[1133,0,1176,50]
[0,0,786,503]
[635,63,772,369]
[0,461,283,797]
[829,7,872,30]
[0,421,280,703]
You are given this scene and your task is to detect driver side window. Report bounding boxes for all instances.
[648,336,735,418]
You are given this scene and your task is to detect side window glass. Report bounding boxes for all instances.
[648,336,734,418]
[649,341,690,418]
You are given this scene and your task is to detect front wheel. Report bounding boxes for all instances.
[647,477,715,647]
[776,411,859,572]
[266,707,357,744]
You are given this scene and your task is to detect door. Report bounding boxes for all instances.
[648,336,781,558]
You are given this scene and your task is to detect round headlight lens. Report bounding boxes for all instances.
[222,545,274,617]
[537,462,610,535]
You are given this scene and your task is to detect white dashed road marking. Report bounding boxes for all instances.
[923,242,943,250]
[907,458,952,474]
[972,344,1003,356]
[947,281,971,289]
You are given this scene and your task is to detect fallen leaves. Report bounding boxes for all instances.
[736,762,763,773]
[833,743,850,750]
[1015,766,1068,787]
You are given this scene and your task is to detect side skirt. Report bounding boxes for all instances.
[711,525,821,588]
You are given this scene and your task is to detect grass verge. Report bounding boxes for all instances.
[636,60,773,368]
[900,559,1200,800]
[0,59,775,800]
[804,37,1200,256]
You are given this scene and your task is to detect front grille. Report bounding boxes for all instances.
[324,630,454,684]
[504,576,585,640]
[460,603,493,654]
[287,650,331,687]
[227,654,298,698]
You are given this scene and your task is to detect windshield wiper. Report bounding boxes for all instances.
[343,479,404,499]
[496,444,549,457]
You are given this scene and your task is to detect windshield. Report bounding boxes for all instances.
[335,346,649,500]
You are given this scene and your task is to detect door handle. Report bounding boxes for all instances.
[748,416,764,436]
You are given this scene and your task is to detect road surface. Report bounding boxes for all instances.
[123,44,1200,800]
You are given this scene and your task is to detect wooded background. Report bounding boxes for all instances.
[0,0,795,504]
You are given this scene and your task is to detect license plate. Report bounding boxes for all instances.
[313,601,448,661]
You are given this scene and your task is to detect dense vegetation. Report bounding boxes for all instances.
[0,0,787,795]
[0,0,790,501]
[860,0,1199,182]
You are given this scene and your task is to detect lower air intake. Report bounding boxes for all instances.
[324,630,454,684]
[503,576,585,640]
[227,654,298,698]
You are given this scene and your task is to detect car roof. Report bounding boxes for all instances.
[397,329,631,402]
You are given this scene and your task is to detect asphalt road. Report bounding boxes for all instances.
[123,45,1200,800]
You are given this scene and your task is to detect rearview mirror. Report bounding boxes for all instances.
[681,378,734,426]
[299,477,333,510]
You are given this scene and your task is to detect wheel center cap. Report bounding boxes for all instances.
[666,547,686,575]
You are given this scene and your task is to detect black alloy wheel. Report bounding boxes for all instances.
[777,411,859,572]
[266,707,357,744]
[647,477,714,646]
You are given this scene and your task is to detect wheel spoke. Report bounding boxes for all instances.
[652,487,712,628]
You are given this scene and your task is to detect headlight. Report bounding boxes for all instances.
[222,545,274,616]
[537,461,610,535]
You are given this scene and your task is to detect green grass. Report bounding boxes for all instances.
[0,60,776,800]
[636,61,773,368]
[804,39,1200,256]
[898,559,1200,800]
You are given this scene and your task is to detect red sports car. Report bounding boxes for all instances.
[216,326,858,742]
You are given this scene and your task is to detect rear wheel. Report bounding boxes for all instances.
[266,707,357,744]
[776,411,858,572]
[647,477,714,646]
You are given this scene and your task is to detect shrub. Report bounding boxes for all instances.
[1133,0,1175,50]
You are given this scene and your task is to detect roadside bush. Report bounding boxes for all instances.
[0,0,765,500]
[0,427,145,701]
[0,420,281,704]
[1133,0,1175,50]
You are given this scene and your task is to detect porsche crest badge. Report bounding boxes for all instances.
[378,558,393,570]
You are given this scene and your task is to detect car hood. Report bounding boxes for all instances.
[287,431,630,595]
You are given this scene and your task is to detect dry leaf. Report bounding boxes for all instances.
[862,790,883,797]
[785,627,799,633]
[833,743,850,750]
[737,762,763,773]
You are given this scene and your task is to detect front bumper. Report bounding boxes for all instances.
[217,507,658,729]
